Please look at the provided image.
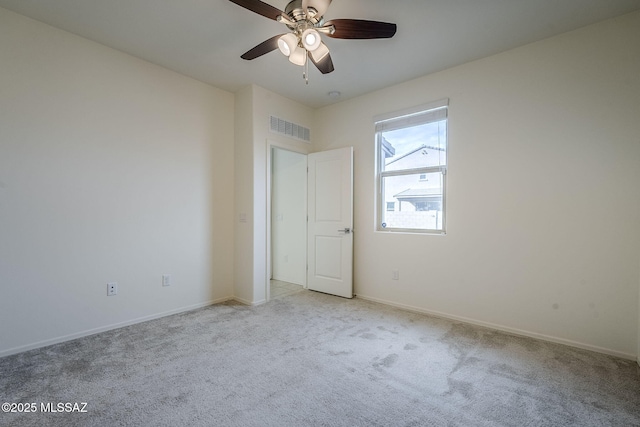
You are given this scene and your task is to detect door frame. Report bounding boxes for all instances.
[266,139,311,302]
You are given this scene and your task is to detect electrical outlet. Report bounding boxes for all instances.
[392,270,399,281]
[162,274,171,287]
[107,282,118,296]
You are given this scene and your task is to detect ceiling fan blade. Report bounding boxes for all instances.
[324,19,397,39]
[241,34,284,60]
[228,0,284,21]
[302,0,332,19]
[309,50,334,74]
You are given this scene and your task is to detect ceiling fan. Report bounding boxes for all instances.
[229,0,397,82]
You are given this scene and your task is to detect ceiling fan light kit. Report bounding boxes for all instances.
[229,0,397,83]
[277,33,298,57]
[289,45,308,66]
[302,28,321,51]
[310,42,330,62]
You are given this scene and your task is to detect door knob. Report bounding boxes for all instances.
[338,228,352,234]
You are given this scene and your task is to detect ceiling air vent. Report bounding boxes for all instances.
[270,116,311,143]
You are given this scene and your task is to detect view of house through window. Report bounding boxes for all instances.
[375,100,448,233]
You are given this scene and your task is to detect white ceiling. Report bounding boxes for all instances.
[1,0,639,108]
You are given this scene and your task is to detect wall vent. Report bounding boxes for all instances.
[269,116,311,143]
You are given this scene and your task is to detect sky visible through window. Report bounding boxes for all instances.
[383,120,447,164]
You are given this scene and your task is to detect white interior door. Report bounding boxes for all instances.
[307,147,354,298]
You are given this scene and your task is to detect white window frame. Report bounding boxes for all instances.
[374,99,449,234]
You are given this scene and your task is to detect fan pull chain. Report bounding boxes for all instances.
[303,54,309,85]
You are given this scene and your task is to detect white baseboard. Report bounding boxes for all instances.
[232,296,266,306]
[355,294,637,361]
[0,296,234,359]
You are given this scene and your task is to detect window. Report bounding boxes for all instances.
[375,99,448,233]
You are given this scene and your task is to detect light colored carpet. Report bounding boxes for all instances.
[1,290,639,426]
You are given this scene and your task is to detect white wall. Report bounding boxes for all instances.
[0,8,235,356]
[234,85,313,305]
[313,11,640,358]
[271,148,307,286]
[233,86,255,304]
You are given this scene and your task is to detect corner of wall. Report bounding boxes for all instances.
[233,85,256,303]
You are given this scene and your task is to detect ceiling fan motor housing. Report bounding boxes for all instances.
[285,0,322,25]
[283,0,325,40]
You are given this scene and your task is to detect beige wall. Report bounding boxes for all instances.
[0,8,235,356]
[313,11,640,358]
[233,86,255,304]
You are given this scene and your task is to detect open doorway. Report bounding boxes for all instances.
[269,146,307,300]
